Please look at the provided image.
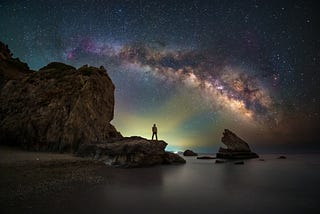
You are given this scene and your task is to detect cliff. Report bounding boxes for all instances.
[0,41,121,152]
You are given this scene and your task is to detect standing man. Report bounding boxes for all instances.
[152,124,158,141]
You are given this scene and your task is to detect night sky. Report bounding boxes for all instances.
[1,0,319,152]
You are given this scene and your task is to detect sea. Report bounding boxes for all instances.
[57,154,320,214]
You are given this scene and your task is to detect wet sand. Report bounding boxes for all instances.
[0,146,107,213]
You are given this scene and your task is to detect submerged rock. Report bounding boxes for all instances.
[278,156,287,159]
[183,149,198,156]
[163,151,186,164]
[216,129,259,159]
[215,159,225,164]
[197,156,216,159]
[234,161,244,165]
[77,136,186,167]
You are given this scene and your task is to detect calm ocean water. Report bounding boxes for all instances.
[54,154,320,214]
[26,154,320,214]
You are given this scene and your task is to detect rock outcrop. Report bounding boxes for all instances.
[0,43,30,90]
[0,41,122,152]
[216,129,259,159]
[0,42,13,60]
[183,149,198,156]
[77,136,186,167]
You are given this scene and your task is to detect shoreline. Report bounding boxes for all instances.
[0,146,109,213]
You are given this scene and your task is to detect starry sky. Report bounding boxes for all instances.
[1,0,319,152]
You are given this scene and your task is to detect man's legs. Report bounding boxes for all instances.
[152,133,158,140]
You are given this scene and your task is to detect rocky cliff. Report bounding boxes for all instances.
[0,41,121,152]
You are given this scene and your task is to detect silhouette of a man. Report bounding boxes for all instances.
[152,124,158,141]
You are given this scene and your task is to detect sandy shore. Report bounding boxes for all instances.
[0,146,108,213]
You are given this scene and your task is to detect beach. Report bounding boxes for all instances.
[1,146,320,214]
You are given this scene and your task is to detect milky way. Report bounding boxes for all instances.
[64,39,278,126]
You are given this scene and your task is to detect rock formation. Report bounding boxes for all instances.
[0,47,122,152]
[0,42,13,60]
[0,41,185,167]
[1,43,121,151]
[183,149,198,156]
[216,129,259,159]
[77,136,186,167]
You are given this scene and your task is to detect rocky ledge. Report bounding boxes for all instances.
[216,129,259,159]
[77,136,186,168]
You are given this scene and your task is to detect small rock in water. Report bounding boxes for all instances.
[197,156,216,160]
[259,159,265,161]
[215,159,225,164]
[183,149,198,156]
[278,156,287,159]
[234,161,244,165]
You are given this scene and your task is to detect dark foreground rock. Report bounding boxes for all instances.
[216,129,259,159]
[183,149,198,156]
[77,136,186,167]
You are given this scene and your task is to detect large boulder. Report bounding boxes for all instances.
[0,42,122,152]
[77,136,186,167]
[216,129,259,159]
